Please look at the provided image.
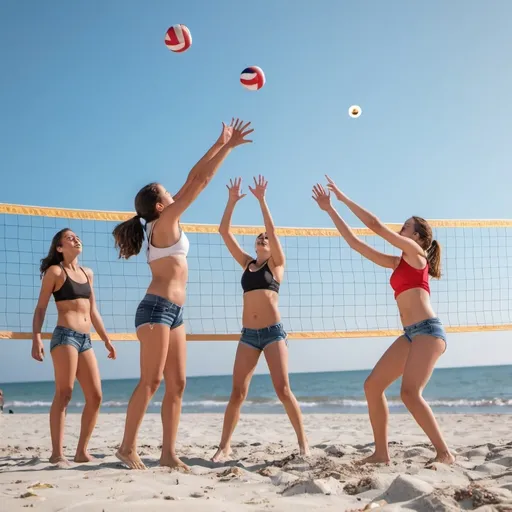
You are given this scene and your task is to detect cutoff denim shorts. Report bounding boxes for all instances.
[50,326,92,353]
[135,294,184,330]
[403,317,447,347]
[240,323,288,351]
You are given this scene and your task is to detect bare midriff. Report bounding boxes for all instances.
[396,288,437,327]
[242,289,281,329]
[146,255,188,306]
[55,299,92,333]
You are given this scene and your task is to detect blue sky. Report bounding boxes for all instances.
[1,1,512,383]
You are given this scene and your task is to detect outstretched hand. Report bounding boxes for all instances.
[312,183,332,211]
[248,175,268,201]
[325,175,346,202]
[218,118,253,148]
[226,177,246,203]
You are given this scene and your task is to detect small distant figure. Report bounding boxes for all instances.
[0,388,4,412]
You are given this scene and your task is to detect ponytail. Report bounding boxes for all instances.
[113,216,145,259]
[426,240,441,279]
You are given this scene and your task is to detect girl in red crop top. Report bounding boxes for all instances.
[312,176,454,466]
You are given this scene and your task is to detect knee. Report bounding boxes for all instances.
[140,377,162,396]
[230,386,248,406]
[400,384,421,406]
[86,390,102,409]
[167,377,186,398]
[275,384,292,403]
[55,387,73,407]
[364,375,383,397]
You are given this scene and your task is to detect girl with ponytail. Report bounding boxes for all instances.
[112,118,253,470]
[312,176,454,466]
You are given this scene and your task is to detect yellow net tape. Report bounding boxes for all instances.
[1,324,511,341]
[2,202,512,235]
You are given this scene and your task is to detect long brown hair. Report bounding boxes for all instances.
[412,216,441,279]
[40,228,70,277]
[112,183,162,259]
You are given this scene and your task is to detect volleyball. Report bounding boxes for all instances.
[349,105,362,118]
[164,25,192,53]
[240,66,266,91]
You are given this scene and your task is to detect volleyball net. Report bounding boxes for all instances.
[1,203,511,342]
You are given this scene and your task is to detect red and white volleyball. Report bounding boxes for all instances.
[164,25,192,53]
[240,66,266,91]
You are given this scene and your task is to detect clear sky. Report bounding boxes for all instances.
[1,1,512,383]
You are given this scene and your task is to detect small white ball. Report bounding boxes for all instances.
[348,105,362,118]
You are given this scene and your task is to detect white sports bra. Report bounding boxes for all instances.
[146,220,190,263]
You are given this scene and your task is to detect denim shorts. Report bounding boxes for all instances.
[135,294,184,331]
[403,317,447,346]
[50,326,92,353]
[240,323,288,351]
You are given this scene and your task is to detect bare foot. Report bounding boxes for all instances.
[74,451,96,463]
[433,451,456,465]
[299,443,311,457]
[159,453,190,471]
[49,455,71,467]
[115,448,146,470]
[356,452,390,465]
[211,446,232,463]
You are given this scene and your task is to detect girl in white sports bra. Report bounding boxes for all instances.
[112,118,253,470]
[145,220,190,262]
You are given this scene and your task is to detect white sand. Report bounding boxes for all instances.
[1,413,512,511]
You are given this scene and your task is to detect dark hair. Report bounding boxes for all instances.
[412,216,441,279]
[40,228,71,277]
[112,182,162,259]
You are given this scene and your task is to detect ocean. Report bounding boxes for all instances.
[1,365,511,415]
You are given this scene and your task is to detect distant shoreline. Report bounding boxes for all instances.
[1,362,511,386]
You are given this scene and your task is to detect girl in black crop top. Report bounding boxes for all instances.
[212,176,309,462]
[32,228,116,466]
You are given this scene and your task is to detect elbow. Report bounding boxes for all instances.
[193,172,213,188]
[188,173,212,194]
[367,215,381,231]
[367,216,378,229]
[218,225,229,236]
[202,175,213,188]
[350,239,364,254]
[90,309,100,325]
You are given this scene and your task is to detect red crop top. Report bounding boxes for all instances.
[389,257,430,299]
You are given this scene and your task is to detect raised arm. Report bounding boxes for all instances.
[32,266,59,361]
[218,178,253,268]
[325,175,423,258]
[85,269,116,360]
[249,175,285,267]
[312,184,398,269]
[160,119,253,224]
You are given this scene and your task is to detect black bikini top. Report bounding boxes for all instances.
[241,260,280,294]
[53,265,91,302]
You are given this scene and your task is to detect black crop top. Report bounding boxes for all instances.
[53,265,92,302]
[241,260,280,294]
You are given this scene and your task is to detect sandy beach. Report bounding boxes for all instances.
[1,413,512,511]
